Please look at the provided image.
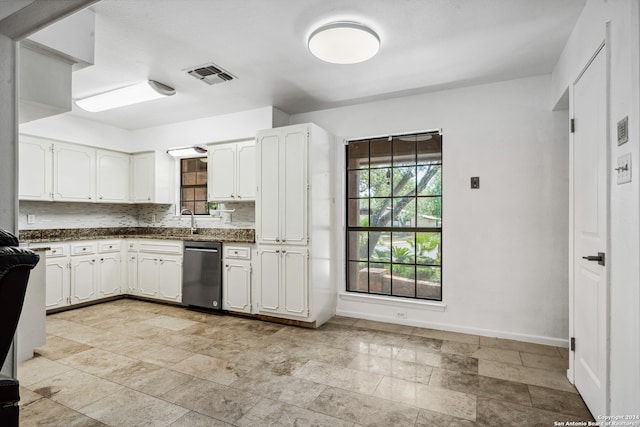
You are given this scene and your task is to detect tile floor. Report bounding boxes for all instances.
[18,299,594,426]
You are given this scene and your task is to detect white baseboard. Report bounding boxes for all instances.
[336,308,569,348]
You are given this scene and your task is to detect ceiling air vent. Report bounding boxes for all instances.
[185,63,235,85]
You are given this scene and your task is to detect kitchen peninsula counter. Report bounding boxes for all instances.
[19,226,255,244]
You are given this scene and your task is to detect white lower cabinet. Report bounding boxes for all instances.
[45,257,70,310]
[70,255,97,304]
[223,245,252,314]
[97,253,122,297]
[257,246,308,319]
[129,240,183,303]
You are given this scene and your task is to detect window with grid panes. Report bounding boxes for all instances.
[346,131,442,300]
[180,157,209,215]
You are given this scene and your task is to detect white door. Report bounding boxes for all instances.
[157,256,182,301]
[45,259,69,309]
[224,261,252,313]
[572,45,608,417]
[19,139,53,201]
[257,132,281,244]
[209,144,236,201]
[236,141,256,200]
[70,256,97,303]
[281,127,308,245]
[137,254,159,297]
[282,247,308,318]
[257,248,280,313]
[97,254,121,297]
[53,143,96,202]
[97,150,130,203]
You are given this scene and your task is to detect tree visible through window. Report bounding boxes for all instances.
[180,157,209,215]
[346,132,442,300]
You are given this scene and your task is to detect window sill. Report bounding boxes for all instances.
[338,292,447,312]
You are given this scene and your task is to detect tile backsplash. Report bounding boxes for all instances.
[19,201,255,230]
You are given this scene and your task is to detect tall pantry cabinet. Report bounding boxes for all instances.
[255,123,335,327]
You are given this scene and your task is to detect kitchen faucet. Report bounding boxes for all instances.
[180,208,197,235]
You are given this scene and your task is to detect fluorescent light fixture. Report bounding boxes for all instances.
[308,21,380,64]
[75,80,175,112]
[166,146,208,158]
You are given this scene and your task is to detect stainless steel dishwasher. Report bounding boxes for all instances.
[182,241,222,310]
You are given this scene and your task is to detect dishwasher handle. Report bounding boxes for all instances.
[185,248,219,253]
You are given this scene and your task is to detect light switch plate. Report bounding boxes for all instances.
[616,153,632,185]
[27,214,35,224]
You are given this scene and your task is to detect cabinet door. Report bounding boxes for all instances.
[208,144,236,201]
[137,254,158,297]
[131,153,154,202]
[70,256,97,303]
[282,247,308,318]
[45,258,69,309]
[236,141,256,201]
[257,133,281,244]
[53,143,96,202]
[281,127,308,245]
[157,255,182,302]
[257,248,280,313]
[19,139,53,200]
[224,261,251,313]
[127,253,138,294]
[97,150,130,203]
[97,253,121,297]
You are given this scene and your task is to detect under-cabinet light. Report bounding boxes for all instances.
[166,146,208,158]
[75,80,175,112]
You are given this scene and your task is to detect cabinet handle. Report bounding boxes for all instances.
[99,195,103,200]
[282,239,286,243]
[147,196,151,201]
[52,250,57,253]
[100,258,104,262]
[230,194,234,198]
[282,250,287,254]
[82,248,86,251]
[276,238,280,242]
[237,195,241,199]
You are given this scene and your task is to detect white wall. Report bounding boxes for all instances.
[291,74,570,346]
[552,0,640,415]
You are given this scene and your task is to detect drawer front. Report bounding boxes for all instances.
[44,244,68,258]
[224,245,251,260]
[138,241,183,254]
[99,240,121,253]
[70,242,97,256]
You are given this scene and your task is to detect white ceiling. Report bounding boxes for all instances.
[52,0,585,130]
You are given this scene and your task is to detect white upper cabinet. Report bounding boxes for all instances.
[19,137,53,201]
[208,140,256,202]
[257,126,308,245]
[236,141,256,200]
[97,150,130,203]
[53,142,96,202]
[208,144,235,201]
[131,151,174,204]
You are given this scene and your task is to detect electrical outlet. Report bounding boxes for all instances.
[470,177,480,189]
[616,153,632,185]
[152,214,157,223]
[396,311,407,319]
[27,214,35,224]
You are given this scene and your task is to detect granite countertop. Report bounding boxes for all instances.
[19,227,255,244]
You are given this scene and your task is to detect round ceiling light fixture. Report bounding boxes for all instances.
[308,21,380,64]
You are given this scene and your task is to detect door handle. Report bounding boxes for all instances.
[582,252,605,266]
